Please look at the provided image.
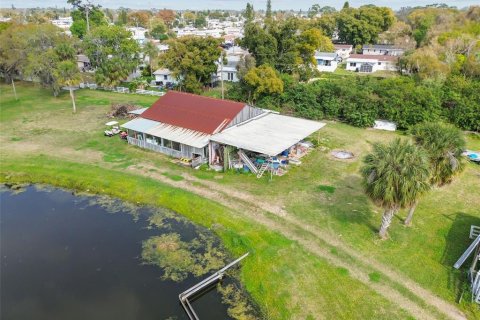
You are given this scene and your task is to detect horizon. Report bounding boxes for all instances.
[2,0,478,11]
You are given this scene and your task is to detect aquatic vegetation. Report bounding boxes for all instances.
[218,283,258,320]
[142,232,227,282]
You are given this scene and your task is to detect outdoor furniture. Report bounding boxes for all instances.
[105,121,119,137]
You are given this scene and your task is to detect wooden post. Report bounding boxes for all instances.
[11,79,18,100]
[69,88,76,113]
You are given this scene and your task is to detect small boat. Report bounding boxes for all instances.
[463,150,480,163]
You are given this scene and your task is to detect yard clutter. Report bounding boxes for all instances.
[463,150,480,164]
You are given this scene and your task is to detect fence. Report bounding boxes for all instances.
[127,136,182,158]
[79,83,165,97]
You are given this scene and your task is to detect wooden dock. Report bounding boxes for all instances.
[179,252,249,320]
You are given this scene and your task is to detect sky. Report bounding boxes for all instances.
[5,0,478,11]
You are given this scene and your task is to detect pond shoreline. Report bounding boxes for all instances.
[0,176,262,320]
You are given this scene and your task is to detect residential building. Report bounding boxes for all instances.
[346,54,398,73]
[314,52,339,72]
[153,68,177,86]
[334,44,353,60]
[127,27,147,46]
[76,54,92,72]
[362,44,404,56]
[121,91,326,172]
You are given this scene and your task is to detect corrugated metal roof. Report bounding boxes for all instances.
[141,91,247,134]
[121,118,159,132]
[128,107,148,115]
[315,52,338,59]
[211,113,326,156]
[146,123,210,148]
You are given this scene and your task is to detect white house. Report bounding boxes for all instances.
[153,68,177,86]
[127,27,147,46]
[346,54,398,73]
[334,44,353,60]
[314,52,339,72]
[216,47,248,82]
[50,17,73,30]
[362,44,404,56]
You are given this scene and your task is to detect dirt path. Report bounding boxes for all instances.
[129,164,466,320]
[177,170,466,320]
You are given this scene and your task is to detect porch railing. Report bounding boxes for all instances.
[127,136,182,158]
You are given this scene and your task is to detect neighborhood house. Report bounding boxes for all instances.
[153,68,177,86]
[346,54,399,73]
[314,52,339,72]
[121,91,325,175]
[362,44,405,56]
[334,44,353,60]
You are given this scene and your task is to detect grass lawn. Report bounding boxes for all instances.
[1,81,479,319]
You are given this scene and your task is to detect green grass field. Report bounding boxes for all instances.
[1,81,479,319]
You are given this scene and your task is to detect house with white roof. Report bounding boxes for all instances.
[346,54,399,73]
[127,27,147,46]
[314,52,339,72]
[362,44,404,56]
[153,68,177,86]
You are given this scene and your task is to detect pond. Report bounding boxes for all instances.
[0,185,253,320]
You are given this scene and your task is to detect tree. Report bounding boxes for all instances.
[243,64,284,103]
[68,0,106,38]
[82,25,140,88]
[361,139,430,238]
[336,6,395,46]
[410,122,466,187]
[236,54,256,80]
[343,2,350,9]
[156,9,176,27]
[143,41,158,77]
[266,0,272,19]
[55,60,81,113]
[403,48,449,80]
[244,3,254,22]
[127,10,151,28]
[161,36,222,93]
[194,15,207,28]
[117,9,128,25]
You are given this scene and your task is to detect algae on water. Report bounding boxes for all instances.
[141,232,226,282]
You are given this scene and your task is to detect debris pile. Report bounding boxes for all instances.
[107,103,142,118]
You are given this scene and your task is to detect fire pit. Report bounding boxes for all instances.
[331,150,354,160]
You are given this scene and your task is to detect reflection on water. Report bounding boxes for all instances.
[0,185,233,320]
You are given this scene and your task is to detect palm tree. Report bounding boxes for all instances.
[407,123,466,225]
[143,41,159,78]
[55,61,82,113]
[361,139,430,239]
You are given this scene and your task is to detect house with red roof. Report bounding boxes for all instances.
[121,91,326,173]
[121,91,263,165]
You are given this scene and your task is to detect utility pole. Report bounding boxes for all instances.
[221,61,224,100]
[85,5,90,33]
[11,79,18,100]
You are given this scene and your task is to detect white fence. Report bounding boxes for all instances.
[79,83,165,97]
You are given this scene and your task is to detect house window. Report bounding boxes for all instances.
[162,138,172,148]
[171,141,181,151]
[378,62,381,65]
[350,62,356,67]
[163,75,168,80]
[227,72,234,81]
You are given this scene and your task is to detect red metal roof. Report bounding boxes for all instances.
[334,44,353,49]
[141,91,246,134]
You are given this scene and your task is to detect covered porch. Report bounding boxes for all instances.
[209,112,326,177]
[121,118,209,167]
